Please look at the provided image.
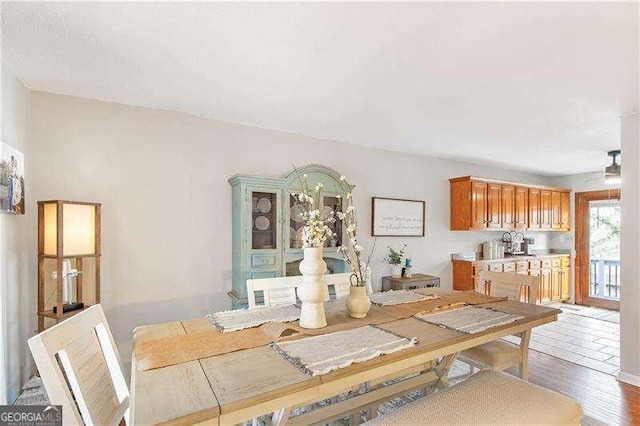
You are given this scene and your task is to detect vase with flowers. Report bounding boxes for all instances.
[336,176,376,318]
[383,245,407,278]
[293,169,337,329]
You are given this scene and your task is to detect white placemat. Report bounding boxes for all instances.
[369,290,441,306]
[414,305,524,334]
[206,305,301,333]
[272,325,417,376]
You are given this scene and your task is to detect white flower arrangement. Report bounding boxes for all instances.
[293,169,336,248]
[336,176,376,287]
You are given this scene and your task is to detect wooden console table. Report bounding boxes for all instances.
[382,274,440,291]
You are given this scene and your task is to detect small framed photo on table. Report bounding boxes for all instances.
[371,197,425,237]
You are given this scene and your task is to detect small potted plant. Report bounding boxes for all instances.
[384,245,407,278]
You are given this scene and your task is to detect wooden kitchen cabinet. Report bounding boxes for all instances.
[539,269,552,303]
[540,190,553,229]
[487,183,502,228]
[450,176,570,231]
[528,188,541,230]
[542,271,553,303]
[489,263,504,272]
[451,178,497,230]
[502,262,516,272]
[470,181,488,229]
[537,258,553,303]
[514,186,529,230]
[560,266,570,300]
[501,185,527,230]
[551,191,562,230]
[453,255,571,304]
[551,267,562,301]
[515,261,528,275]
[550,256,570,301]
[529,188,552,230]
[451,260,475,291]
[560,191,570,231]
[501,185,515,229]
[531,188,569,231]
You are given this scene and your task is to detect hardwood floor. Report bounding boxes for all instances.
[524,349,640,425]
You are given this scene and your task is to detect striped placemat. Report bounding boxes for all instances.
[414,305,524,334]
[272,325,417,376]
[206,305,300,333]
[369,290,441,306]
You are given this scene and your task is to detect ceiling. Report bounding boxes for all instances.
[2,2,638,176]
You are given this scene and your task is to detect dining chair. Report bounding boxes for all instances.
[246,272,353,308]
[245,272,354,424]
[457,270,539,380]
[246,276,299,308]
[323,272,353,299]
[28,304,129,425]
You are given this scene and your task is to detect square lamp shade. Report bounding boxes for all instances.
[39,201,101,257]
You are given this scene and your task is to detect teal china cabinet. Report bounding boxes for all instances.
[228,164,353,308]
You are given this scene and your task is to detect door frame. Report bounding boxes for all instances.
[575,189,620,310]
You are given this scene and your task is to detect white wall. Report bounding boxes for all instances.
[1,62,32,403]
[29,91,555,375]
[619,112,640,386]
[550,172,619,251]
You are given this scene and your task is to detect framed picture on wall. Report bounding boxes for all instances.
[0,142,25,215]
[371,197,425,237]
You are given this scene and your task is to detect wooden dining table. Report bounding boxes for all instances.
[129,289,561,425]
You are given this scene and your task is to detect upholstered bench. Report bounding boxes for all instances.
[365,370,583,425]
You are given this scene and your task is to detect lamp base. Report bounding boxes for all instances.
[53,302,85,314]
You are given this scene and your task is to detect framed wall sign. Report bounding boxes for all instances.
[371,197,425,237]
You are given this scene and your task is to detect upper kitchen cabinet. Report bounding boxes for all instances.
[450,176,571,231]
[514,186,529,230]
[451,177,503,230]
[539,189,553,230]
[501,184,528,230]
[554,191,571,231]
[451,177,490,230]
[487,183,502,229]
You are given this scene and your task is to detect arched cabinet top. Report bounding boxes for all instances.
[282,164,355,194]
[229,163,355,193]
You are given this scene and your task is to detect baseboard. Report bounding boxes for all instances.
[617,371,640,387]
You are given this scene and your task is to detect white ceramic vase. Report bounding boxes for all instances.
[347,285,371,319]
[297,247,328,329]
[391,265,403,278]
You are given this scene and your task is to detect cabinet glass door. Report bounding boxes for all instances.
[251,191,277,250]
[289,194,305,249]
[323,195,342,248]
[288,193,344,249]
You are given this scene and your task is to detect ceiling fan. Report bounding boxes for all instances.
[586,150,621,184]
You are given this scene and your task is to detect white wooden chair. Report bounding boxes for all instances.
[28,304,129,426]
[245,272,354,423]
[246,272,353,308]
[458,270,539,380]
[324,272,353,299]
